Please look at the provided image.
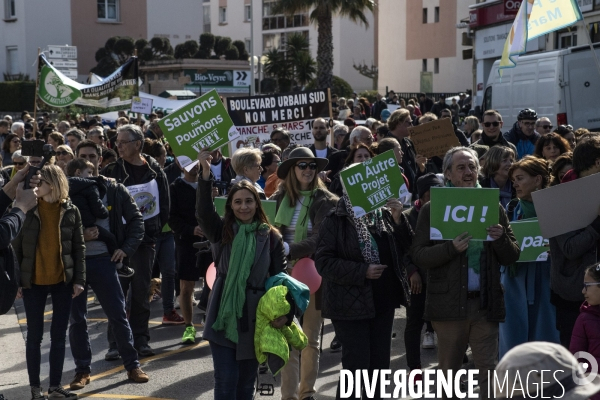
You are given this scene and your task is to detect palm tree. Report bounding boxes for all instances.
[286,33,316,88]
[273,0,374,90]
[263,48,293,93]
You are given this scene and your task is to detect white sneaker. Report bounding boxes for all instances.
[191,296,199,307]
[174,296,181,310]
[422,331,435,349]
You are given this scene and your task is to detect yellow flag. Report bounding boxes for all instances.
[499,0,582,76]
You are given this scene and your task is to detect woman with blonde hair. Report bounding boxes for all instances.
[55,144,75,172]
[479,146,517,208]
[230,147,266,199]
[14,164,85,399]
[463,116,480,138]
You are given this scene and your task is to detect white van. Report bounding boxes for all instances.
[482,43,600,131]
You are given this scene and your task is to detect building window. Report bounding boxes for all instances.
[434,58,439,74]
[245,4,251,21]
[557,29,577,49]
[148,74,155,81]
[422,8,428,24]
[6,46,17,75]
[173,71,180,79]
[434,7,439,23]
[219,7,227,24]
[262,0,308,31]
[422,59,427,72]
[203,5,211,32]
[263,31,308,52]
[4,0,15,19]
[159,73,169,81]
[591,23,600,44]
[97,0,119,21]
[245,39,251,53]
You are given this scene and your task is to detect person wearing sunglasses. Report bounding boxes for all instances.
[534,117,553,136]
[270,147,337,400]
[55,145,75,173]
[499,156,559,359]
[570,263,600,378]
[470,109,517,157]
[87,127,108,147]
[503,108,540,160]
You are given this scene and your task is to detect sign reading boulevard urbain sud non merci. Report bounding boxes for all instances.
[157,89,239,171]
[340,150,409,218]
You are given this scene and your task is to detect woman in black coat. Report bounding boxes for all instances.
[315,191,410,399]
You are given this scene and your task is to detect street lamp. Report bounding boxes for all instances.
[249,55,268,94]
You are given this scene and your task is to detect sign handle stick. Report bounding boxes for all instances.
[580,17,600,78]
[32,47,41,138]
[327,88,334,145]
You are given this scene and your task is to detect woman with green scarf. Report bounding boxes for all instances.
[196,150,287,400]
[269,147,337,400]
[499,155,560,358]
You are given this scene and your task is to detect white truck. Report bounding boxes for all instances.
[482,43,600,131]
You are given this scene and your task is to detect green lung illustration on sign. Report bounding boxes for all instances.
[38,66,81,107]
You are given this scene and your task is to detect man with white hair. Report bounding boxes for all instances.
[348,126,374,147]
[11,121,24,139]
[57,120,71,135]
[535,117,553,136]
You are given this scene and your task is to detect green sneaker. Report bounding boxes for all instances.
[182,325,196,344]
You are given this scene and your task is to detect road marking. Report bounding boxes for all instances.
[89,340,209,381]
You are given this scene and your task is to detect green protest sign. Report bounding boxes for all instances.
[214,197,277,223]
[340,150,409,218]
[158,89,239,171]
[510,218,549,262]
[429,187,499,241]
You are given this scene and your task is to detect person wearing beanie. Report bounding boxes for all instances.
[397,173,442,383]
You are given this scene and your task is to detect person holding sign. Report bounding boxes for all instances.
[499,156,559,359]
[269,147,338,400]
[196,149,287,400]
[315,179,410,399]
[411,147,520,399]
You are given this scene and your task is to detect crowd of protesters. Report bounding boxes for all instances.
[2,91,600,400]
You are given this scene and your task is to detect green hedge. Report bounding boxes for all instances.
[0,82,36,112]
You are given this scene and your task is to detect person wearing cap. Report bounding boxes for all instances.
[494,341,600,399]
[503,108,540,159]
[315,166,410,399]
[380,109,391,123]
[411,146,520,399]
[499,156,559,360]
[397,173,442,380]
[270,146,337,400]
[470,110,517,155]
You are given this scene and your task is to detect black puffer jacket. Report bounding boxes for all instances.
[315,200,409,320]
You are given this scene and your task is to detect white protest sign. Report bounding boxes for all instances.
[131,96,154,114]
[126,180,160,220]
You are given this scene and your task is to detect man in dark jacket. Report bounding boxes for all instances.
[502,108,539,159]
[430,95,450,118]
[372,93,388,120]
[208,148,235,195]
[0,167,38,315]
[470,110,517,155]
[418,93,434,114]
[411,147,520,399]
[101,124,170,357]
[440,109,469,146]
[68,140,149,387]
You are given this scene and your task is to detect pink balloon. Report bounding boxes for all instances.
[291,258,322,294]
[206,262,216,290]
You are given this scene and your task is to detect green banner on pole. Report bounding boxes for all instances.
[339,150,409,218]
[429,187,499,241]
[510,218,549,262]
[157,89,239,171]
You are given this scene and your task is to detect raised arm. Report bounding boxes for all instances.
[196,150,224,244]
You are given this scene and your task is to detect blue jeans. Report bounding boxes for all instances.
[154,232,176,314]
[69,256,140,373]
[109,243,155,348]
[209,341,258,400]
[23,282,72,387]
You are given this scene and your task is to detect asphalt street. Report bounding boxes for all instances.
[0,287,444,400]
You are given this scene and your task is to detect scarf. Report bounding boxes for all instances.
[518,199,537,219]
[342,193,387,263]
[212,220,259,343]
[446,180,484,274]
[274,190,314,244]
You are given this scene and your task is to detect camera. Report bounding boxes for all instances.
[213,180,230,195]
[21,140,56,189]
